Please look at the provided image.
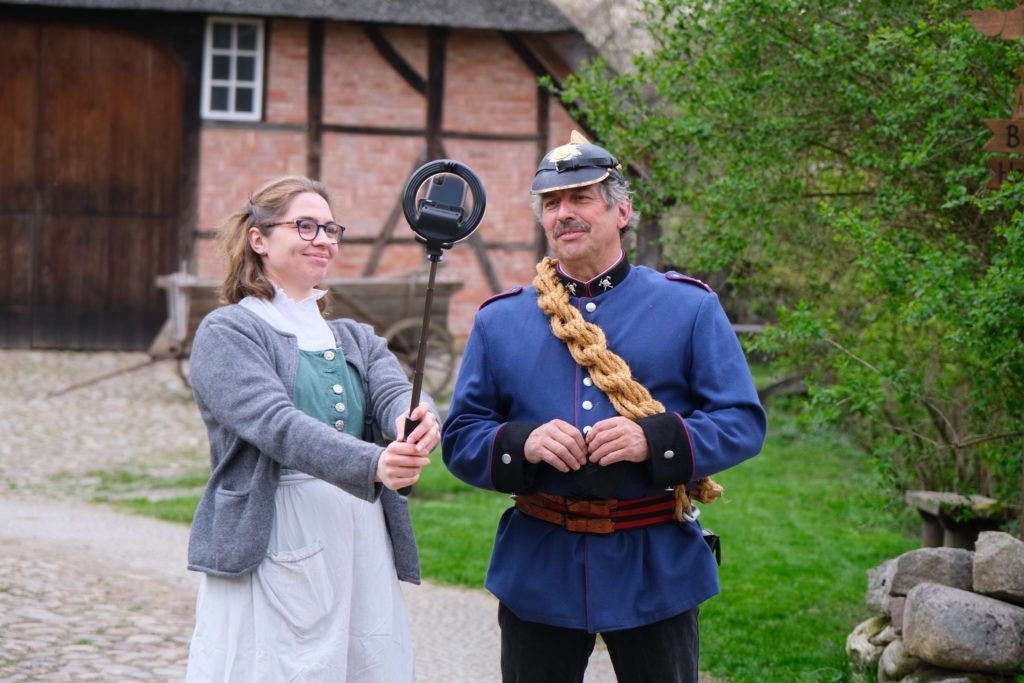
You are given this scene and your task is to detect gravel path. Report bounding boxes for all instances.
[0,350,618,682]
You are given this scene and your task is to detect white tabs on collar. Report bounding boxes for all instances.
[239,287,335,351]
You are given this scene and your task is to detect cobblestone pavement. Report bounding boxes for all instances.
[0,351,619,682]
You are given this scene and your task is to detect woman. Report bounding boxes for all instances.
[185,176,438,681]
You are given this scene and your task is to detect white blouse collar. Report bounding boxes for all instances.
[239,286,336,351]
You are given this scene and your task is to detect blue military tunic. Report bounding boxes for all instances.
[442,253,766,633]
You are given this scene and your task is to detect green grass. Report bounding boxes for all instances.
[109,495,203,524]
[86,467,208,524]
[85,468,210,492]
[406,460,511,586]
[697,418,918,682]
[100,409,919,681]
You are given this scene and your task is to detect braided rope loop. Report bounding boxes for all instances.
[533,257,723,521]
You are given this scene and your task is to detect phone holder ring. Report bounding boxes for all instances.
[402,159,486,257]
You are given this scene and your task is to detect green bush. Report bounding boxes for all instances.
[556,0,1024,512]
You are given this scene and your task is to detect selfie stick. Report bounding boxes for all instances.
[399,160,485,491]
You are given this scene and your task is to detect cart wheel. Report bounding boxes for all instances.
[384,318,456,397]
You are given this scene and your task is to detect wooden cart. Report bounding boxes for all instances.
[149,269,463,396]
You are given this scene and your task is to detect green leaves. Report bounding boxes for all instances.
[560,0,1024,508]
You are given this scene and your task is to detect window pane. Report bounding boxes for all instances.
[237,24,257,51]
[212,22,232,49]
[212,55,231,80]
[203,18,263,119]
[235,87,254,113]
[236,56,255,82]
[211,86,229,111]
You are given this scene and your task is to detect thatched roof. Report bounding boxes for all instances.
[2,0,576,31]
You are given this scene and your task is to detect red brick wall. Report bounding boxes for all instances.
[266,19,308,124]
[193,128,308,277]
[444,32,537,135]
[194,19,583,341]
[323,24,425,129]
[195,18,311,278]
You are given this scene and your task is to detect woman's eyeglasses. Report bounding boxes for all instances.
[264,219,346,244]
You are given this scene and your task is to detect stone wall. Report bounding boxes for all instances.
[847,532,1024,681]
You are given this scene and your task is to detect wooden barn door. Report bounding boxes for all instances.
[0,20,183,350]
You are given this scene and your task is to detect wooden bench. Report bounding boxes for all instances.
[905,490,1017,549]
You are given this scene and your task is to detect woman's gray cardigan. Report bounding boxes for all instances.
[186,304,429,582]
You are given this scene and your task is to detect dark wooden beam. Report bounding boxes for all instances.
[499,31,607,150]
[500,31,554,82]
[345,237,534,251]
[363,24,426,96]
[203,120,306,132]
[534,84,550,261]
[306,19,324,180]
[468,231,502,294]
[362,148,428,277]
[320,124,537,142]
[426,27,447,161]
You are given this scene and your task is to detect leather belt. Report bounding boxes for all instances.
[514,492,677,534]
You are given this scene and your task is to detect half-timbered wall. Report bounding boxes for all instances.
[194,18,578,340]
[0,6,580,349]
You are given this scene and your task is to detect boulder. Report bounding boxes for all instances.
[889,596,906,633]
[890,548,973,596]
[846,615,887,667]
[867,559,897,612]
[903,582,1024,673]
[879,638,922,679]
[900,668,1005,683]
[972,531,1024,605]
[869,624,897,647]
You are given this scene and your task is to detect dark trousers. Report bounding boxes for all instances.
[498,602,700,683]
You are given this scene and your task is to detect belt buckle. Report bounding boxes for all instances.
[563,513,614,534]
[566,498,615,516]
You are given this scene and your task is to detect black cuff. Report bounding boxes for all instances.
[490,422,542,494]
[636,413,694,488]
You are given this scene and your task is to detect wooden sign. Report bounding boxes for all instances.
[983,118,1024,153]
[986,157,1024,189]
[967,8,1024,188]
[963,7,1024,38]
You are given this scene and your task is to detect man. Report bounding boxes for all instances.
[442,132,766,682]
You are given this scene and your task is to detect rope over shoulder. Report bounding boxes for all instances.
[533,257,723,521]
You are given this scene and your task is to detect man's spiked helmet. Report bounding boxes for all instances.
[530,130,625,194]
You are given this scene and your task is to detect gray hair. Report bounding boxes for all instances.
[531,176,640,232]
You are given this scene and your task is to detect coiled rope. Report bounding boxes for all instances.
[533,257,723,521]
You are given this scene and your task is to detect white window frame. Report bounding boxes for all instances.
[200,16,265,121]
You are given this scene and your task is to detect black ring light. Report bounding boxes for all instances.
[402,159,486,259]
[398,160,486,494]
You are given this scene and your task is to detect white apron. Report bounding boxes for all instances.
[186,472,414,682]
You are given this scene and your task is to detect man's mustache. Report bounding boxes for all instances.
[553,220,591,239]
